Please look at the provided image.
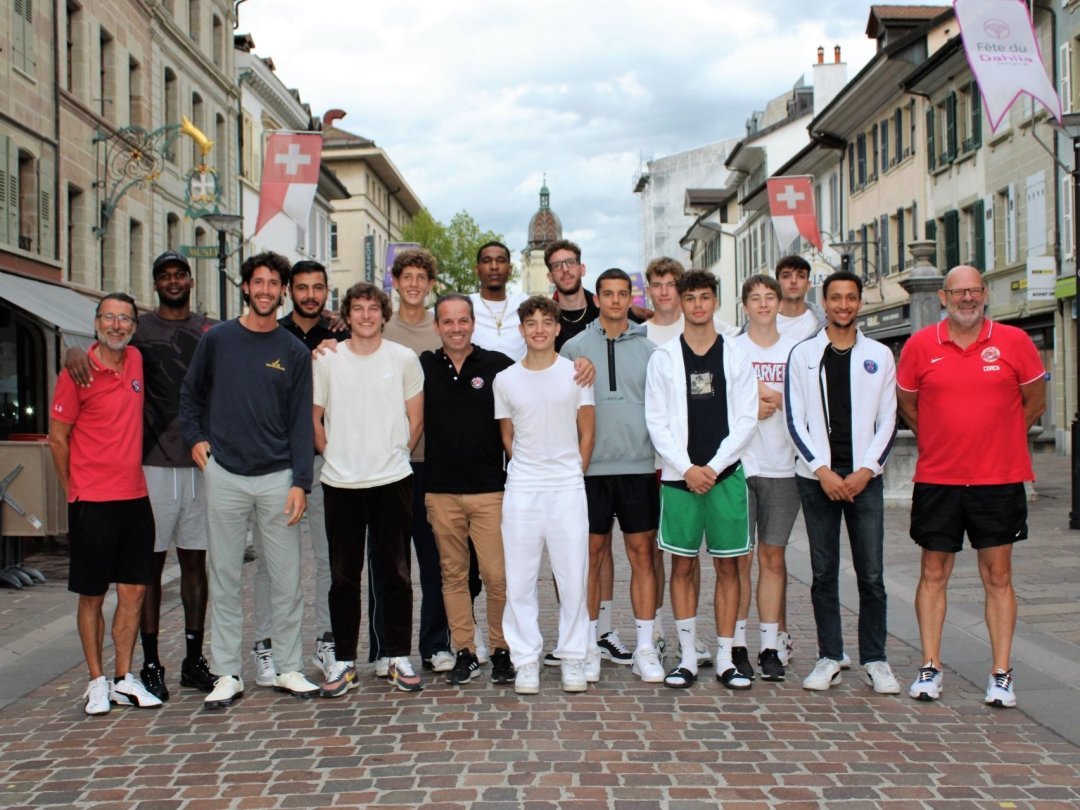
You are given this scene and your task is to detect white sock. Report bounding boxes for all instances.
[760,622,779,652]
[598,601,613,637]
[654,607,665,638]
[676,618,697,674]
[716,636,734,673]
[588,619,599,648]
[635,618,655,652]
[734,619,747,648]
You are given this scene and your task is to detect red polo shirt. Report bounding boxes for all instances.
[897,319,1044,485]
[51,344,147,502]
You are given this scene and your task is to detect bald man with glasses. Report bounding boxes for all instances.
[897,265,1046,709]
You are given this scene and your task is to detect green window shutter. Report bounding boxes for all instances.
[926,105,936,171]
[944,210,960,269]
[971,83,982,148]
[38,151,54,259]
[972,199,985,270]
[0,137,8,245]
[897,207,906,271]
[925,219,938,267]
[946,92,958,160]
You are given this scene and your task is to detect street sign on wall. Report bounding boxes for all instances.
[180,245,219,259]
[364,235,375,282]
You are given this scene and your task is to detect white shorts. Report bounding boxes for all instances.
[144,465,208,553]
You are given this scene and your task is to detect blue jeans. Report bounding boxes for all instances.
[795,474,887,665]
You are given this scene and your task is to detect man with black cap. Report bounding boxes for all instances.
[66,250,218,701]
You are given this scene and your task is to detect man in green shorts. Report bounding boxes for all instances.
[644,270,758,690]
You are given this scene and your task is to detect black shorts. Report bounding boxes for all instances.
[585,473,660,535]
[910,482,1027,553]
[67,497,156,596]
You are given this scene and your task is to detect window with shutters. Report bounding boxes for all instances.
[943,210,960,270]
[164,68,179,162]
[909,99,917,156]
[879,214,890,277]
[970,199,986,270]
[926,104,936,172]
[880,120,889,173]
[856,134,866,187]
[330,221,339,259]
[848,144,855,193]
[1064,175,1074,259]
[1061,41,1073,115]
[99,28,115,121]
[958,83,982,153]
[894,107,904,161]
[860,223,868,277]
[870,127,878,182]
[17,149,36,253]
[0,138,19,249]
[925,219,938,267]
[67,185,85,284]
[37,149,53,259]
[896,207,906,272]
[12,0,36,76]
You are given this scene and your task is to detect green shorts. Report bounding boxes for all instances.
[657,468,750,558]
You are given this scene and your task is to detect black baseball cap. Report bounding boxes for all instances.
[152,250,191,278]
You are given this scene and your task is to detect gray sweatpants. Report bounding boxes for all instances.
[205,458,304,678]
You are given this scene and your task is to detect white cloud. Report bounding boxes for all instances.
[239,0,943,273]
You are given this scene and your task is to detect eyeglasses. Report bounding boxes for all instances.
[548,258,580,272]
[943,286,985,298]
[97,312,134,325]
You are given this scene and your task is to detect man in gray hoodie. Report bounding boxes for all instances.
[561,268,663,684]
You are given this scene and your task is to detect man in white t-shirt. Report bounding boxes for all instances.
[313,282,425,698]
[775,255,825,342]
[494,295,595,695]
[733,274,800,684]
[470,241,528,360]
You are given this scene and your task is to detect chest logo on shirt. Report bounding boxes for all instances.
[863,360,878,374]
[265,358,285,372]
[471,377,485,389]
[981,346,1001,363]
[689,371,715,397]
[131,380,141,393]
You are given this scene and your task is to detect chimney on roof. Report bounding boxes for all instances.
[322,109,347,127]
[834,45,842,63]
[817,46,825,65]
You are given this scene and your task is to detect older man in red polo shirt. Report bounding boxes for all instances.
[897,265,1046,709]
[49,293,162,716]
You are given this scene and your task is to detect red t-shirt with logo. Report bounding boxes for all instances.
[51,344,147,502]
[896,319,1044,485]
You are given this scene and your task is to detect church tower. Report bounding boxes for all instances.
[521,178,563,295]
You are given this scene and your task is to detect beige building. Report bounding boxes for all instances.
[321,118,422,305]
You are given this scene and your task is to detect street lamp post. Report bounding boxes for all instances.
[1070,135,1080,529]
[199,213,243,320]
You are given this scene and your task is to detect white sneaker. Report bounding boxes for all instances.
[652,632,667,661]
[310,632,336,679]
[695,639,713,668]
[474,627,490,664]
[584,647,602,683]
[802,657,842,691]
[561,658,588,692]
[985,669,1017,708]
[426,650,455,673]
[840,652,852,670]
[204,675,244,710]
[864,660,901,694]
[374,657,390,678]
[273,670,319,698]
[632,648,665,683]
[909,665,943,701]
[514,661,540,695]
[252,639,276,687]
[83,675,110,716]
[777,631,793,666]
[110,673,163,708]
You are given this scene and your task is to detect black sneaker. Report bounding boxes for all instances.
[490,647,516,684]
[446,649,481,685]
[731,646,756,680]
[180,655,217,692]
[140,662,169,702]
[757,648,785,682]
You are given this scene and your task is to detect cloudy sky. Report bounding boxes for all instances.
[239,1,944,275]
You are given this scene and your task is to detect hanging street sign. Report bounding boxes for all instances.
[180,245,220,259]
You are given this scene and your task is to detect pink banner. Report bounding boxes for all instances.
[955,0,1062,133]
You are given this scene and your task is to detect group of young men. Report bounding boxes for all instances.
[50,236,1043,713]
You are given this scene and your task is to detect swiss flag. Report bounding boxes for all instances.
[252,132,322,238]
[767,176,822,252]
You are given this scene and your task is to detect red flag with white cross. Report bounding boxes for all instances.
[767,176,822,252]
[252,132,322,238]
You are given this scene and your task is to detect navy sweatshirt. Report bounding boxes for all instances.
[179,319,314,490]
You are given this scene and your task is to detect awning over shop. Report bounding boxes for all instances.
[0,271,97,350]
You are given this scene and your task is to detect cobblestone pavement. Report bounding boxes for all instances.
[0,454,1078,807]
